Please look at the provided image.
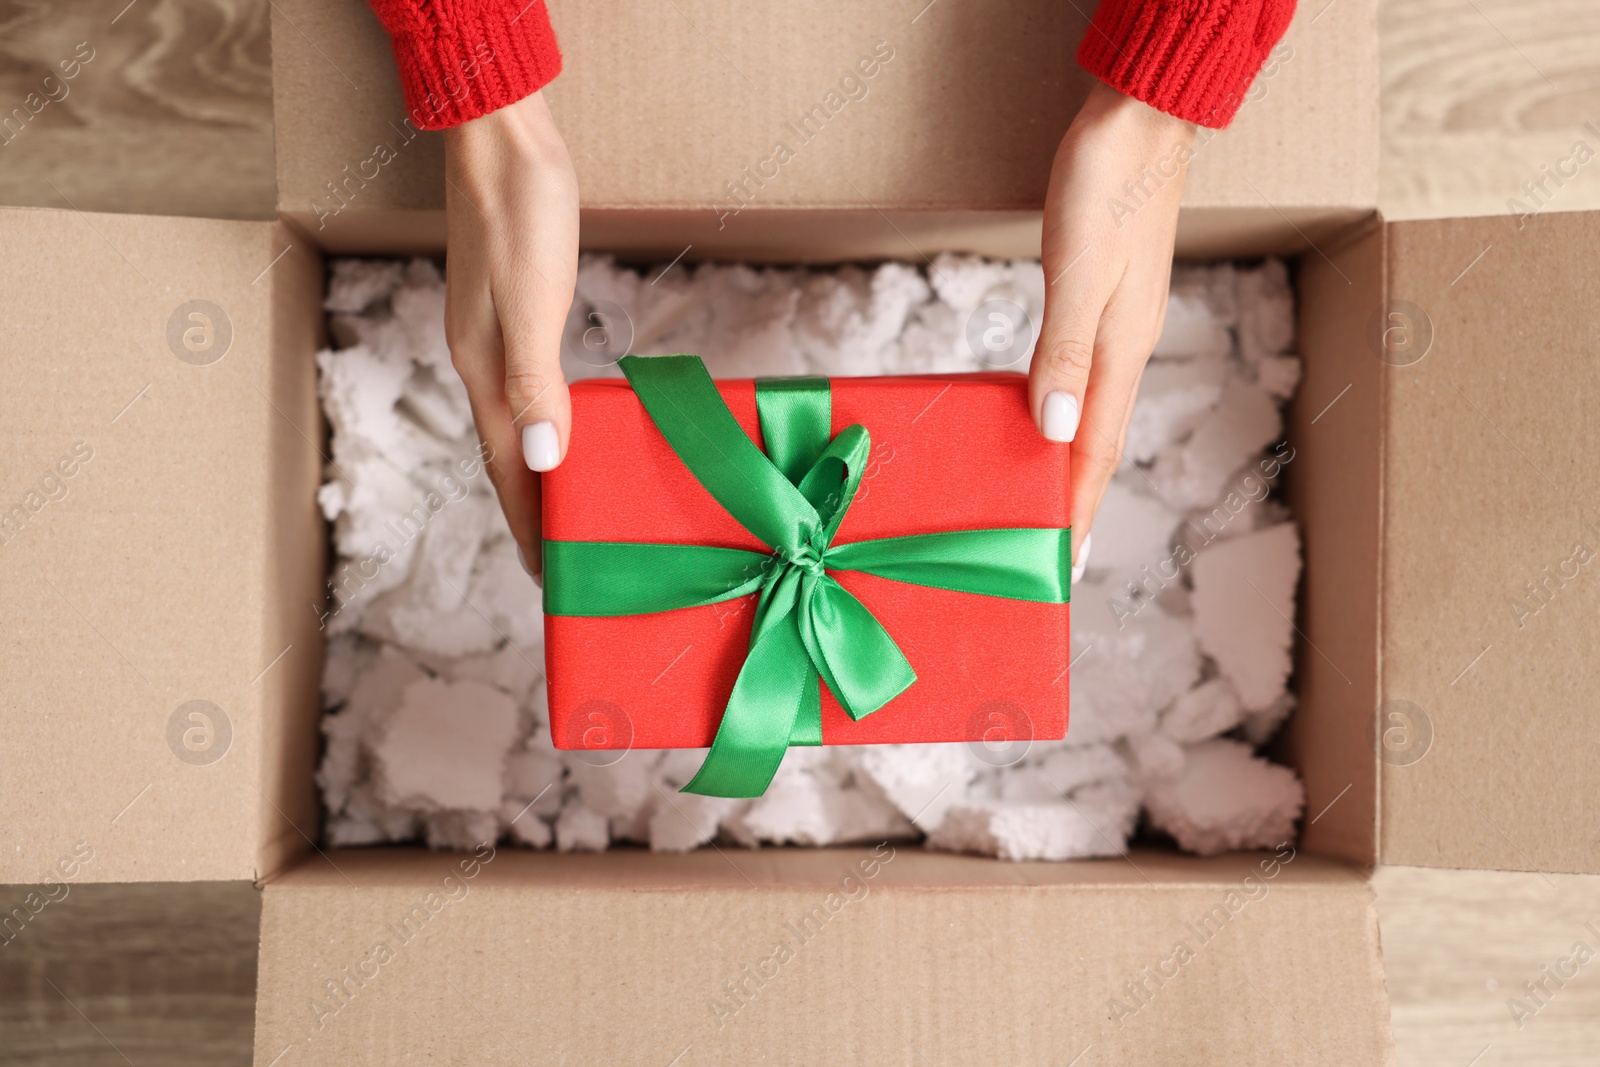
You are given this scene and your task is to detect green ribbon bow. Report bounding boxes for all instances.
[544,355,1071,798]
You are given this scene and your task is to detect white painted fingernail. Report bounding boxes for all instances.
[522,421,560,471]
[1071,531,1093,585]
[517,545,543,589]
[1042,391,1080,443]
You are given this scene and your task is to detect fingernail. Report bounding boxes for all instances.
[1042,391,1080,443]
[522,421,560,471]
[517,545,544,589]
[1071,531,1093,585]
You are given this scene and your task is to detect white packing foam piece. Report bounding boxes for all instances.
[1152,290,1232,361]
[360,492,501,657]
[317,342,414,467]
[930,803,1103,860]
[1144,739,1304,855]
[1161,676,1247,744]
[502,799,554,848]
[320,632,372,711]
[567,752,659,821]
[794,263,930,376]
[555,798,611,852]
[1242,692,1297,747]
[391,261,451,374]
[325,258,406,314]
[445,640,545,706]
[1033,742,1129,797]
[853,743,978,832]
[1126,731,1187,783]
[1147,377,1283,511]
[326,794,416,848]
[462,534,544,651]
[649,792,743,853]
[1191,523,1302,711]
[318,648,425,817]
[702,265,810,379]
[609,804,652,846]
[1067,581,1189,746]
[374,676,519,811]
[1254,354,1302,400]
[503,747,564,806]
[1236,259,1295,366]
[1169,262,1238,330]
[1134,608,1203,716]
[1122,357,1229,463]
[400,367,473,440]
[732,767,915,846]
[892,300,968,374]
[1084,478,1184,580]
[925,252,1014,315]
[423,809,500,851]
[931,778,1139,860]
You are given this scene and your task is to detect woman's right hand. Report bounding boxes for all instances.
[442,90,579,581]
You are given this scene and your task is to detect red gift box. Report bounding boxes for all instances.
[541,371,1070,754]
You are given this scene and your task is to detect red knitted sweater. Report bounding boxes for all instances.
[369,0,1295,131]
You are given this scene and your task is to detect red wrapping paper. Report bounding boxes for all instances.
[542,372,1070,752]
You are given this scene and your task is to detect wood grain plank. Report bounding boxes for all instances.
[0,881,259,1067]
[1381,0,1600,220]
[1375,866,1600,1067]
[0,0,273,219]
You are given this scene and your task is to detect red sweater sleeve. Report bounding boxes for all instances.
[1077,0,1296,128]
[368,0,563,130]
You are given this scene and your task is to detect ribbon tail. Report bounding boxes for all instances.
[798,576,916,722]
[682,568,815,798]
[683,609,816,797]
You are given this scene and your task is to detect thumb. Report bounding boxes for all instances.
[1029,260,1109,445]
[498,267,573,473]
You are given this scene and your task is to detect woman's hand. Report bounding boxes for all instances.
[1032,82,1195,569]
[443,90,579,580]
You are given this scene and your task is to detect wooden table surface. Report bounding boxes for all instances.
[2,1,1597,1064]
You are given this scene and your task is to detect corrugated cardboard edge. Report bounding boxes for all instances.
[254,847,1392,1066]
[283,205,1378,262]
[1282,213,1384,867]
[256,228,328,883]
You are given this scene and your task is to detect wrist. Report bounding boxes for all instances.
[445,91,570,171]
[1074,81,1195,150]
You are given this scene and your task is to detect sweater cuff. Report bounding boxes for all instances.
[385,1,563,131]
[1076,0,1296,129]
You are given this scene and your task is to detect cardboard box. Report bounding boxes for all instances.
[270,0,1378,260]
[9,209,1598,1060]
[2,0,1595,1060]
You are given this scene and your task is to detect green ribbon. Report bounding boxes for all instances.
[545,354,1070,798]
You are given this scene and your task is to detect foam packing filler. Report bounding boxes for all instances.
[315,253,1305,860]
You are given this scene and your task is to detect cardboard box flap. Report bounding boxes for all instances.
[1379,211,1600,874]
[0,206,325,884]
[273,0,1376,259]
[1284,216,1385,868]
[255,847,1391,1064]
